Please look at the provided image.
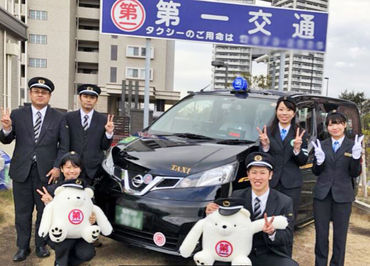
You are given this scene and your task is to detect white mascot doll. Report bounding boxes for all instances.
[38,181,113,243]
[179,199,288,266]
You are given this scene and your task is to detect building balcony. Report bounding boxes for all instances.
[75,73,98,84]
[77,6,100,20]
[76,51,99,63]
[76,29,99,41]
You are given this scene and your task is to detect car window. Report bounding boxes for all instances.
[149,94,276,141]
[296,105,314,139]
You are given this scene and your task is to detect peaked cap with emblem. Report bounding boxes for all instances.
[61,178,86,190]
[77,84,101,97]
[28,77,54,92]
[214,197,245,216]
[245,152,275,170]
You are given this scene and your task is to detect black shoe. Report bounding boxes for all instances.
[35,245,50,258]
[13,248,31,262]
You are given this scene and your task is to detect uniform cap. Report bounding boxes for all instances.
[277,95,296,107]
[28,77,54,92]
[61,178,86,189]
[214,197,245,216]
[77,84,101,96]
[326,110,347,121]
[245,152,274,170]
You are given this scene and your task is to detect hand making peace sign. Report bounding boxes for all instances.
[105,114,115,134]
[0,107,12,131]
[293,127,306,153]
[36,186,53,204]
[257,125,270,150]
[262,213,276,235]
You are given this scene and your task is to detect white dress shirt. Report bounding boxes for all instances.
[252,189,276,240]
[2,105,47,136]
[80,109,113,139]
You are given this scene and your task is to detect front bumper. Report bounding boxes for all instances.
[96,176,218,255]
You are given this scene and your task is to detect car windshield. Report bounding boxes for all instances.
[148,94,276,141]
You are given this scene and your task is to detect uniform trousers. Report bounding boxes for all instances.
[12,162,47,249]
[48,238,95,266]
[314,191,352,266]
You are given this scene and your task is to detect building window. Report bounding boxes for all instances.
[110,67,117,83]
[29,10,48,20]
[126,67,153,80]
[29,58,47,68]
[111,45,118,61]
[126,46,154,58]
[29,34,47,44]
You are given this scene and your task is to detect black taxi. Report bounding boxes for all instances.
[95,84,361,255]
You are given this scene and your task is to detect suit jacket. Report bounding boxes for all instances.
[265,126,308,189]
[0,105,69,183]
[64,110,112,179]
[232,188,294,258]
[312,136,361,203]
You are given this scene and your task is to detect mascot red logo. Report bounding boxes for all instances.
[153,232,166,247]
[215,240,233,257]
[68,209,84,225]
[111,0,146,32]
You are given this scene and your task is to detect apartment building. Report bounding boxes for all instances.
[8,0,179,113]
[212,0,328,94]
[212,0,255,90]
[264,0,328,94]
[0,1,27,110]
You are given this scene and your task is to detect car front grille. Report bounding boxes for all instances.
[112,166,181,196]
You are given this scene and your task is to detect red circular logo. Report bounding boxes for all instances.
[111,0,146,32]
[215,240,233,257]
[68,209,84,225]
[153,232,166,247]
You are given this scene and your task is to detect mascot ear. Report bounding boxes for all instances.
[85,187,94,198]
[54,186,64,196]
[240,208,251,218]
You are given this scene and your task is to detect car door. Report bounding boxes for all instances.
[295,99,316,225]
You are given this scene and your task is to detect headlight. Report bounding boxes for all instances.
[176,162,238,188]
[102,148,114,176]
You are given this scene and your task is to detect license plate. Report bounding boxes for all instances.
[115,205,144,230]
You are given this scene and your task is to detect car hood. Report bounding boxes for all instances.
[112,136,255,176]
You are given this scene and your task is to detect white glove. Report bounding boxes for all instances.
[311,139,325,165]
[352,134,364,159]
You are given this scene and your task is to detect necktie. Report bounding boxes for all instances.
[332,141,339,152]
[34,111,42,143]
[82,115,89,131]
[280,128,287,141]
[253,197,262,220]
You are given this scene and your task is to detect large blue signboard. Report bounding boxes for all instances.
[101,0,328,52]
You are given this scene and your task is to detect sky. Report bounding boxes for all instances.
[173,0,370,99]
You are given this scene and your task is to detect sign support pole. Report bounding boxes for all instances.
[143,38,151,128]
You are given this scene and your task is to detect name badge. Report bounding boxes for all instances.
[344,152,352,157]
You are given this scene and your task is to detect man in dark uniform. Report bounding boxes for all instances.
[206,152,298,266]
[64,84,114,186]
[0,77,69,261]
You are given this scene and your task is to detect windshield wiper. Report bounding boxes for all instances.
[217,139,255,145]
[173,133,214,140]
